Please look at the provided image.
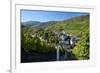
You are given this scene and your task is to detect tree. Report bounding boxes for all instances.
[22,32,35,53]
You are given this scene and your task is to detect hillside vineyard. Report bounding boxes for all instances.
[21,15,89,63]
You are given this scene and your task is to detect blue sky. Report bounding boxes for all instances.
[21,10,89,22]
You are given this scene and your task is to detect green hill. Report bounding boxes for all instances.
[42,15,89,36]
[21,15,89,36]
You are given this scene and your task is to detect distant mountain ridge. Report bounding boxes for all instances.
[22,21,41,26]
[21,21,58,28]
[21,15,89,28]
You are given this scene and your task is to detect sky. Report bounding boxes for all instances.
[21,10,89,22]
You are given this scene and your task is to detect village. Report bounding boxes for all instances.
[31,30,80,60]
